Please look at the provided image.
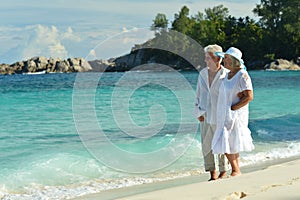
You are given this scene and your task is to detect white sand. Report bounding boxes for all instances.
[74,158,300,200]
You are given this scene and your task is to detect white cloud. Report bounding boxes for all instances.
[90,28,156,60]
[21,25,68,60]
[62,27,81,42]
[0,25,83,63]
[88,49,97,60]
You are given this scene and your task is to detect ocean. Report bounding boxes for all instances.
[0,70,300,199]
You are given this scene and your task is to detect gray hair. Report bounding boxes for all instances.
[204,44,223,54]
[229,55,242,68]
[204,44,223,63]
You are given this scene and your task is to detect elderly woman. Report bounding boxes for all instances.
[212,47,254,176]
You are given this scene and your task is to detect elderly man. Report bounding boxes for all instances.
[194,44,229,181]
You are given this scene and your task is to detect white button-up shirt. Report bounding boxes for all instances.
[194,66,228,125]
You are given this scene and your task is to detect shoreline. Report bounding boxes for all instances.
[73,155,300,200]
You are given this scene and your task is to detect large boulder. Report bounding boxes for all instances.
[264,59,300,70]
[10,61,24,74]
[46,57,57,73]
[55,60,70,72]
[68,58,80,66]
[24,59,37,73]
[88,59,115,72]
[35,56,48,71]
[72,58,92,72]
[0,64,9,74]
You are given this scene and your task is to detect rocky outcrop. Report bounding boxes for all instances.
[88,59,119,72]
[87,51,150,72]
[110,48,195,72]
[0,57,92,75]
[264,58,300,70]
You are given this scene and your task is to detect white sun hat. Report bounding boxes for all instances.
[215,47,245,69]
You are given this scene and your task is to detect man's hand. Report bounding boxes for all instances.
[232,90,253,110]
[237,91,244,99]
[198,116,204,122]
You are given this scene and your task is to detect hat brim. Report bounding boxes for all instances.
[234,57,244,64]
[215,52,225,58]
[215,52,246,69]
[215,52,244,64]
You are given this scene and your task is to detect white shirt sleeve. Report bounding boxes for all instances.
[194,73,206,118]
[240,71,253,91]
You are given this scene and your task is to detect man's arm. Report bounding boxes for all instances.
[231,90,253,110]
[194,74,206,121]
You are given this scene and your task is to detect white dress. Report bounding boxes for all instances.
[212,69,255,154]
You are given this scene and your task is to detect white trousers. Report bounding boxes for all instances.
[200,120,229,172]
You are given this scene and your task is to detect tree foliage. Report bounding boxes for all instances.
[253,0,300,59]
[149,1,300,69]
[171,6,193,35]
[151,13,168,32]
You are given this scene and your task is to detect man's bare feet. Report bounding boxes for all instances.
[218,171,227,179]
[208,178,217,181]
[209,171,218,181]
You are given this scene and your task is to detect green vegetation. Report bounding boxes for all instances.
[151,0,300,70]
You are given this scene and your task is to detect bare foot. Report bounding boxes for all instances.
[208,177,218,181]
[230,171,242,176]
[218,171,227,179]
[208,171,218,181]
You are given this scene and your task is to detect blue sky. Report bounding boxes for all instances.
[0,0,260,63]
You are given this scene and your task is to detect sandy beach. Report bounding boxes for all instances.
[74,157,300,200]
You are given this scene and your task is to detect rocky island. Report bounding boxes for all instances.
[1,54,300,75]
[0,57,92,75]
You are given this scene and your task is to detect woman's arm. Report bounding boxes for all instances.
[231,90,253,110]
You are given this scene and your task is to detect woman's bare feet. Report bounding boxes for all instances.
[230,171,242,176]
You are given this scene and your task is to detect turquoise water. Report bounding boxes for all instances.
[0,70,300,199]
